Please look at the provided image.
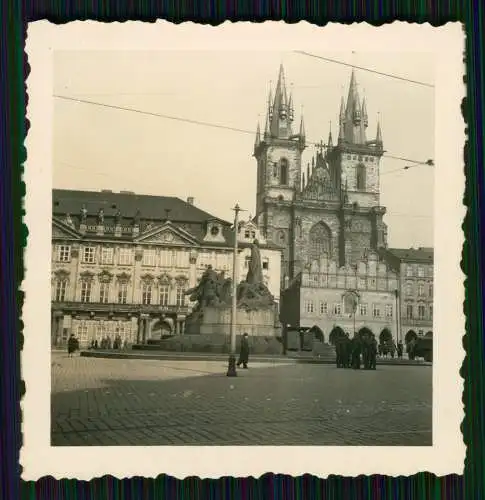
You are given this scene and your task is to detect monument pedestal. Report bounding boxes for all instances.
[184,305,279,337]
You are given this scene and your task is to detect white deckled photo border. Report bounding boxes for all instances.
[22,20,466,480]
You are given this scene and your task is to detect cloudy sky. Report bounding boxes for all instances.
[53,50,434,248]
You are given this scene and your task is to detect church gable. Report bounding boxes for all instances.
[52,218,81,240]
[136,222,198,246]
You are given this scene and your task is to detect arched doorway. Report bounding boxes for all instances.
[379,328,393,345]
[329,326,346,345]
[405,330,418,344]
[357,327,375,340]
[308,325,324,343]
[151,318,174,340]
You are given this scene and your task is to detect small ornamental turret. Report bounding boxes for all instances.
[253,122,261,155]
[362,97,368,128]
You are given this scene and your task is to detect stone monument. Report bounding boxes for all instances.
[184,239,279,338]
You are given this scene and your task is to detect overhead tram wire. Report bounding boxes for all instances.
[53,94,433,171]
[293,51,435,89]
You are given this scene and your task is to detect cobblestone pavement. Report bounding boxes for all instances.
[51,353,432,446]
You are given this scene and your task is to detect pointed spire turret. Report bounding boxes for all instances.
[339,94,346,123]
[362,97,368,128]
[307,163,310,183]
[264,112,271,138]
[267,83,273,121]
[254,122,261,154]
[376,116,383,146]
[288,88,294,122]
[328,121,333,148]
[302,172,305,188]
[343,69,367,144]
[269,64,292,138]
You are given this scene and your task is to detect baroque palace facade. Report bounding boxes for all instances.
[51,189,282,348]
[254,65,433,344]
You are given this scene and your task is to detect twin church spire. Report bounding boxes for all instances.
[254,64,306,154]
[255,65,383,154]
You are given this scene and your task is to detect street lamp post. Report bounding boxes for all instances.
[227,203,241,377]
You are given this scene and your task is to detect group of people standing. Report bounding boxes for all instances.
[334,333,378,370]
[89,335,128,350]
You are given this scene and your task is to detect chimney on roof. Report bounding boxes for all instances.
[101,189,112,193]
[164,209,172,221]
[187,197,195,205]
[120,190,135,195]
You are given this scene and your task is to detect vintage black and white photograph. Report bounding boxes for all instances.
[23,22,464,479]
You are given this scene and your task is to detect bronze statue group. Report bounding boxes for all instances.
[334,332,378,370]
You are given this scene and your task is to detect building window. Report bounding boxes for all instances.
[405,282,413,296]
[142,283,152,305]
[406,304,413,319]
[160,250,172,267]
[358,277,367,289]
[356,163,366,190]
[418,304,425,319]
[118,282,128,304]
[273,163,278,178]
[418,266,425,277]
[385,304,393,318]
[278,231,286,244]
[57,245,71,262]
[82,246,96,264]
[309,222,331,262]
[119,248,133,266]
[369,278,376,289]
[280,158,288,185]
[159,285,170,306]
[176,286,186,307]
[262,258,269,270]
[406,265,413,277]
[143,248,157,267]
[372,304,381,318]
[55,280,67,301]
[100,247,114,265]
[80,281,92,303]
[333,303,341,315]
[319,301,328,315]
[175,250,189,268]
[359,303,368,316]
[429,284,433,297]
[418,283,425,296]
[429,305,433,319]
[99,282,110,303]
[305,301,315,314]
[245,256,252,268]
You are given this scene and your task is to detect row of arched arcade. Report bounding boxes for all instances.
[288,325,433,352]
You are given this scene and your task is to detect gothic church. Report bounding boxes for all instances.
[253,65,388,286]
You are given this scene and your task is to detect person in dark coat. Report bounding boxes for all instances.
[397,341,403,359]
[237,333,250,369]
[335,338,343,368]
[67,334,79,358]
[351,337,361,369]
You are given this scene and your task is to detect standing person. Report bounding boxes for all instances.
[237,333,250,369]
[397,341,403,359]
[67,334,78,358]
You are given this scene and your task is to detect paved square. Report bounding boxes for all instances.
[51,353,432,446]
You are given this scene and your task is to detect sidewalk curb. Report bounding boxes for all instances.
[78,350,432,367]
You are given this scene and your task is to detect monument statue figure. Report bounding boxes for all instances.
[185,265,232,310]
[246,239,263,285]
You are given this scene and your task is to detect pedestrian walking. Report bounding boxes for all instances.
[67,334,79,358]
[237,332,250,369]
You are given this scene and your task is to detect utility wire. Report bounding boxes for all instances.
[293,51,435,89]
[55,161,433,220]
[54,94,432,168]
